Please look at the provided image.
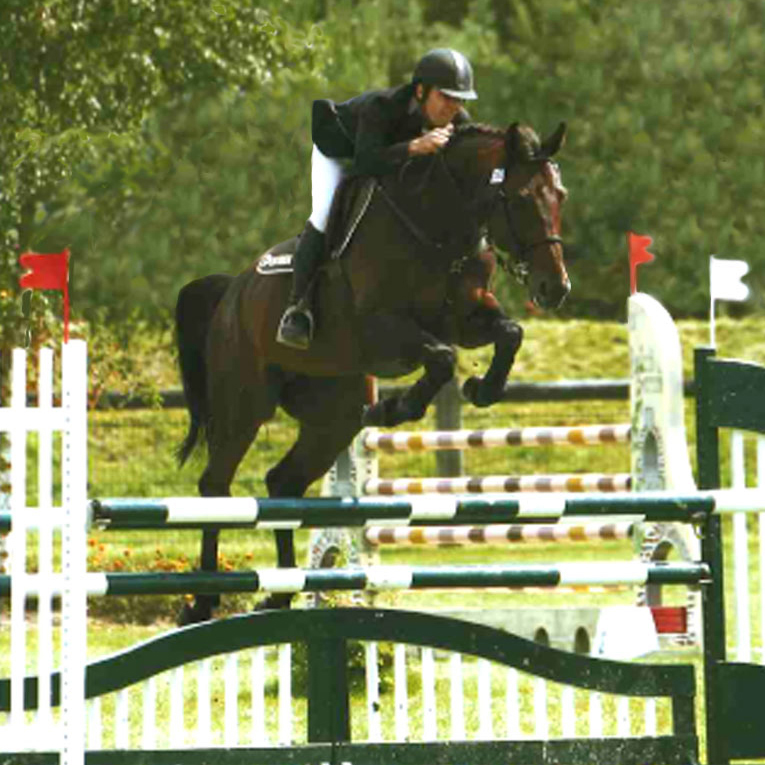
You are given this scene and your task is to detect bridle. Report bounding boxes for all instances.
[487,160,564,286]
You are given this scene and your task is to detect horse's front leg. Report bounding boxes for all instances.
[360,315,456,428]
[460,309,524,408]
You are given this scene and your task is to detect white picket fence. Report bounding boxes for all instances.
[0,341,88,765]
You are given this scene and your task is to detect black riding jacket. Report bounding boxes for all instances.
[311,82,470,177]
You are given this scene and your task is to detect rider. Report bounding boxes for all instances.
[276,48,478,350]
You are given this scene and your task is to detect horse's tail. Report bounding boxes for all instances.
[175,274,233,467]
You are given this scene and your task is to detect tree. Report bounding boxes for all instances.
[1,0,324,347]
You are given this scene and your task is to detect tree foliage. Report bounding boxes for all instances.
[5,0,765,338]
[1,0,322,344]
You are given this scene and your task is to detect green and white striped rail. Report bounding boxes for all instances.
[0,560,710,598]
[75,489,765,531]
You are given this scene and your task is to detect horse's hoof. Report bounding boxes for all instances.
[253,593,293,611]
[462,376,482,405]
[362,400,397,427]
[462,376,497,408]
[177,601,213,626]
[362,403,381,427]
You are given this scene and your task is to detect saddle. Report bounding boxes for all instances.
[255,176,376,276]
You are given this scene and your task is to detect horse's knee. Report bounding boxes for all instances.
[429,345,457,383]
[498,319,523,353]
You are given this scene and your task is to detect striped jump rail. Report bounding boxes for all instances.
[362,423,631,452]
[80,489,765,530]
[0,561,710,598]
[365,520,635,546]
[364,472,631,495]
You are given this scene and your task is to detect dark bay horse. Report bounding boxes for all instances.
[175,121,569,622]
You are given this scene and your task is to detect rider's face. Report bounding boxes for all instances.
[419,87,464,127]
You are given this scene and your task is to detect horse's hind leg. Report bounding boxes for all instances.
[265,375,367,600]
[177,418,266,625]
[180,365,280,624]
[461,310,524,407]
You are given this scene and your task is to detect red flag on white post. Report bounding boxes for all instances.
[627,232,655,295]
[19,249,71,342]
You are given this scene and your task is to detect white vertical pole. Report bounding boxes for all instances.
[731,431,751,661]
[477,659,493,740]
[617,696,630,736]
[37,348,54,730]
[224,653,239,746]
[250,648,266,744]
[421,648,437,741]
[115,690,130,749]
[449,653,465,740]
[0,344,9,517]
[365,642,381,742]
[277,644,291,745]
[86,698,102,750]
[60,340,88,765]
[141,677,156,750]
[561,686,576,737]
[169,666,185,747]
[9,348,28,739]
[644,698,657,736]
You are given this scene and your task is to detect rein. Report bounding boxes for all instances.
[377,151,495,258]
[376,147,563,290]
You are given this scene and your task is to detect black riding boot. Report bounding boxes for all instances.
[276,222,325,350]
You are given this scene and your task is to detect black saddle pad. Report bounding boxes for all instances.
[255,236,299,275]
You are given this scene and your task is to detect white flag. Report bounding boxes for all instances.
[710,256,750,302]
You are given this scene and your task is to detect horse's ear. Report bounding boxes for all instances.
[505,122,521,152]
[505,122,533,163]
[540,122,567,158]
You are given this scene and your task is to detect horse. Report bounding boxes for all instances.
[174,121,570,623]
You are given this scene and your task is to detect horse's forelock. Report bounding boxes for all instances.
[505,124,542,163]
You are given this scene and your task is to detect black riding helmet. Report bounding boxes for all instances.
[412,48,478,101]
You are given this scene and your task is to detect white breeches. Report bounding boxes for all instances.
[308,144,346,233]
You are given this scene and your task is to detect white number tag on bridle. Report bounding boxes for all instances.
[490,168,505,185]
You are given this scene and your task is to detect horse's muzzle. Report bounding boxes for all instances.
[534,275,571,310]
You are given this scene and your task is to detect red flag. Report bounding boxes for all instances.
[19,249,71,342]
[627,232,655,295]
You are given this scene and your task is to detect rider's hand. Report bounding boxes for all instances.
[408,124,454,156]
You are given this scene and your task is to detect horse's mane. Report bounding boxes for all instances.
[455,122,504,138]
[449,122,541,162]
[451,122,505,142]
